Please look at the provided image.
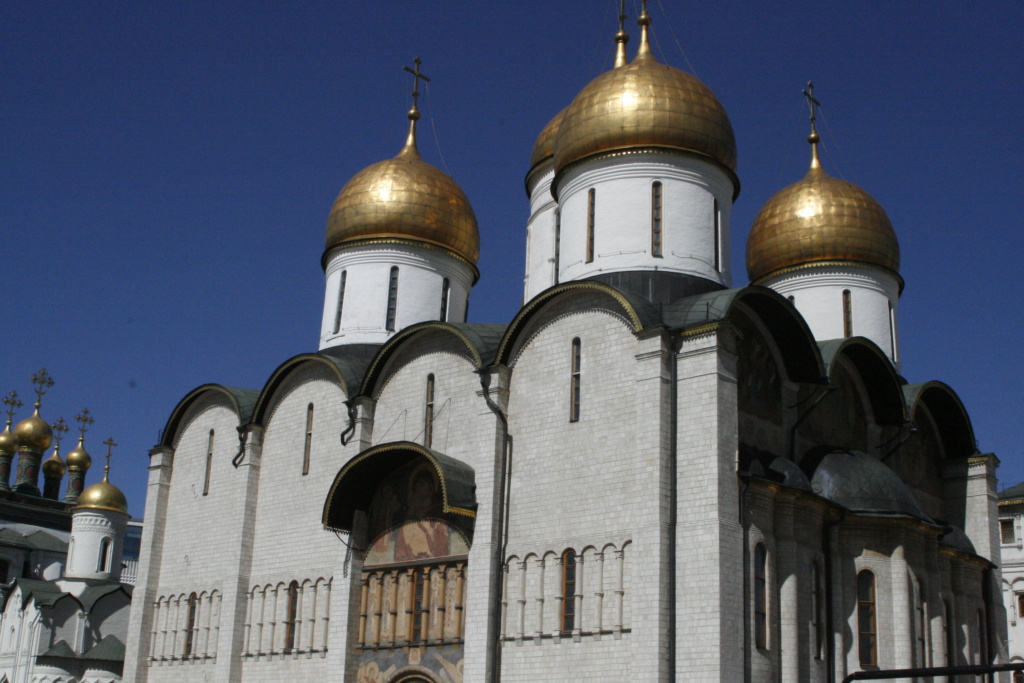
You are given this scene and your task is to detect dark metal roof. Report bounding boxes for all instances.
[811,450,927,520]
[818,338,906,426]
[1000,481,1024,502]
[160,384,260,447]
[0,528,67,553]
[939,524,977,555]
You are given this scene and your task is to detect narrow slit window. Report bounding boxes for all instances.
[386,266,399,332]
[889,301,898,361]
[843,290,853,337]
[812,562,823,659]
[586,188,596,263]
[1018,594,1024,619]
[554,209,561,284]
[978,609,987,665]
[561,549,576,633]
[285,582,299,652]
[440,278,450,322]
[184,593,198,657]
[424,374,435,449]
[302,403,314,476]
[203,429,214,496]
[858,570,877,667]
[914,578,926,665]
[788,295,795,304]
[651,182,663,257]
[570,338,581,422]
[754,543,767,648]
[333,270,347,334]
[98,537,111,573]
[944,599,955,666]
[713,198,721,271]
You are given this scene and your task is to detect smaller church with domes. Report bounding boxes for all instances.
[121,4,1004,682]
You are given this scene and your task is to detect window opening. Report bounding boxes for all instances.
[888,300,898,361]
[1018,594,1024,619]
[788,295,795,304]
[411,569,430,643]
[302,403,314,476]
[651,182,663,257]
[98,537,111,573]
[561,550,576,633]
[586,188,596,263]
[978,608,987,666]
[944,599,955,666]
[754,543,767,648]
[285,581,299,652]
[570,338,581,422]
[858,570,877,667]
[812,561,823,659]
[440,278,450,322]
[915,578,926,665]
[184,593,198,657]
[554,209,561,284]
[333,270,347,334]
[842,290,853,337]
[203,429,214,496]
[1001,519,1015,544]
[713,198,721,271]
[424,374,435,449]
[386,267,399,331]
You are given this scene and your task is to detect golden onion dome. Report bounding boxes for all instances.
[324,112,480,267]
[553,12,736,180]
[529,107,568,171]
[14,407,52,453]
[0,422,16,455]
[42,450,66,478]
[75,471,128,515]
[746,135,900,283]
[65,437,92,470]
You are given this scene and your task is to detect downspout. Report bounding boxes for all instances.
[480,368,511,683]
[823,509,845,683]
[339,399,358,447]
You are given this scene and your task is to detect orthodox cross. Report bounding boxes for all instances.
[802,81,821,135]
[403,57,431,113]
[102,437,118,472]
[51,417,69,450]
[2,391,22,424]
[75,408,95,439]
[29,369,54,407]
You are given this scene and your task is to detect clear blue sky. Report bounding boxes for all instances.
[3,2,1022,517]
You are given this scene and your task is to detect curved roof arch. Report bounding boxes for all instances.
[249,350,375,426]
[818,338,906,426]
[359,322,507,398]
[160,384,258,448]
[904,381,978,460]
[322,440,476,533]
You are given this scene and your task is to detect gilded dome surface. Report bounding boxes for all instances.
[746,163,900,283]
[325,133,480,266]
[14,409,52,452]
[65,438,92,470]
[76,474,128,515]
[43,451,66,477]
[529,107,568,170]
[0,425,16,454]
[553,51,736,176]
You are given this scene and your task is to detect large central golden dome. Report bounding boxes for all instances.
[553,19,736,179]
[747,141,900,283]
[324,116,480,267]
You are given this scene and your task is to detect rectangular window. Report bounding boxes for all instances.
[561,550,576,633]
[754,544,767,648]
[302,403,314,475]
[713,198,721,271]
[570,338,581,422]
[184,593,197,657]
[440,278,450,322]
[386,267,399,331]
[333,270,347,334]
[812,562,822,659]
[203,429,214,496]
[424,375,435,449]
[1002,519,1015,544]
[554,209,561,284]
[586,188,596,263]
[915,578,927,666]
[858,570,877,667]
[651,182,663,257]
[411,569,430,643]
[843,289,853,338]
[285,582,299,652]
[944,599,955,666]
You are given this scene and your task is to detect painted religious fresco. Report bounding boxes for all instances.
[364,459,472,567]
[356,645,463,683]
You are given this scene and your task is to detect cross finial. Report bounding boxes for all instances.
[614,0,630,68]
[74,408,95,440]
[51,417,69,451]
[635,0,654,62]
[403,57,431,119]
[102,437,117,476]
[802,81,822,168]
[2,391,22,426]
[29,369,54,409]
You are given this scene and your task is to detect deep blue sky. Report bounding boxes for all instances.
[3,2,1022,517]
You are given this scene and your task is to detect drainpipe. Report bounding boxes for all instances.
[480,368,511,683]
[823,509,845,683]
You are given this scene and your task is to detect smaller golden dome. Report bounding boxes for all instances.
[529,107,568,171]
[0,423,16,455]
[75,471,128,515]
[14,408,52,453]
[746,142,900,283]
[65,437,92,470]
[42,450,66,478]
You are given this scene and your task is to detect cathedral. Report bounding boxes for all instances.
[122,5,1004,682]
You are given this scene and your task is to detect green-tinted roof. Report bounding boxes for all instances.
[1000,481,1024,502]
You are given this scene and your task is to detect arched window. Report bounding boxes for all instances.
[857,570,877,667]
[285,582,299,652]
[302,403,314,476]
[754,543,767,648]
[788,295,795,304]
[842,289,853,338]
[586,188,596,263]
[811,561,823,659]
[713,198,721,271]
[424,375,435,449]
[386,266,400,331]
[561,549,576,633]
[184,593,198,657]
[439,278,450,322]
[203,429,214,496]
[333,270,347,334]
[569,338,581,422]
[943,598,955,666]
[97,537,112,573]
[651,182,663,257]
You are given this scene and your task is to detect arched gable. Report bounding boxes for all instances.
[250,352,366,426]
[159,384,258,448]
[359,322,507,398]
[904,381,977,460]
[495,281,657,366]
[819,338,906,427]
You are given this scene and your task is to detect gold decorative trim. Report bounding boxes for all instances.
[321,237,480,282]
[752,259,904,294]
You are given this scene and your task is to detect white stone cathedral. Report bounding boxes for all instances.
[122,6,1005,682]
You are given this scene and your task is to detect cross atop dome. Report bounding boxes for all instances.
[802,81,822,167]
